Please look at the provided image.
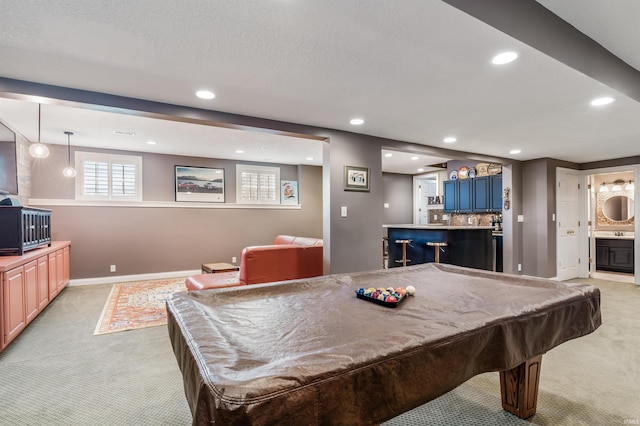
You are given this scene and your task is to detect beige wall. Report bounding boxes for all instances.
[31,145,323,279]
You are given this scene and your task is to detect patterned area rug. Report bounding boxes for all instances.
[94,278,186,335]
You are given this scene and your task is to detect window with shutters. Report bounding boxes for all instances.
[236,164,280,204]
[75,152,142,201]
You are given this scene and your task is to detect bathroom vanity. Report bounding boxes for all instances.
[595,236,634,274]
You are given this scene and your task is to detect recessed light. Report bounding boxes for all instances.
[196,90,215,99]
[235,149,244,154]
[113,130,135,136]
[146,140,157,145]
[417,168,425,172]
[443,137,457,143]
[384,153,393,158]
[492,51,518,65]
[306,157,314,161]
[350,118,364,125]
[509,149,521,155]
[590,97,615,106]
[411,156,419,161]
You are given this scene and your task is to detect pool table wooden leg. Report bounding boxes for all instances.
[499,355,543,419]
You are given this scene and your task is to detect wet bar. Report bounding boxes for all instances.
[385,224,494,270]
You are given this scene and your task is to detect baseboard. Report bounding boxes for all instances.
[68,269,201,286]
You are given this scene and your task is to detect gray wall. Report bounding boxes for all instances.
[32,145,323,279]
[382,173,413,227]
[1,78,522,279]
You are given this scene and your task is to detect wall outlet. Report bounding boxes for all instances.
[517,263,522,272]
[110,265,116,272]
[517,215,524,222]
[434,215,438,220]
[232,256,237,264]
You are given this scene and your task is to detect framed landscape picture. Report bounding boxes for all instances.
[344,165,370,192]
[175,165,225,202]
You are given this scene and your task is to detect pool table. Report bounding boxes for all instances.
[166,263,601,425]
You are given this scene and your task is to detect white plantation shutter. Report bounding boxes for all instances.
[83,161,109,196]
[236,165,280,204]
[239,170,259,201]
[111,163,137,197]
[259,172,277,202]
[76,152,142,201]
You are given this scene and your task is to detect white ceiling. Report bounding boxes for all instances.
[0,0,639,174]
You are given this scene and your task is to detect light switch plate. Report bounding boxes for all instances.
[517,215,524,222]
[341,206,347,217]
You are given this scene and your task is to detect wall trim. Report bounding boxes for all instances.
[69,269,201,286]
[28,198,301,209]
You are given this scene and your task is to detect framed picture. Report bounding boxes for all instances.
[281,180,299,204]
[344,165,370,192]
[175,165,225,202]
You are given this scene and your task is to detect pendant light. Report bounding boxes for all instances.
[62,131,76,178]
[28,104,50,158]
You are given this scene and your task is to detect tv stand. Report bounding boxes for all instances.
[0,206,52,255]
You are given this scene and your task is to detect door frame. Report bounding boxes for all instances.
[555,167,585,280]
[574,164,640,285]
[413,171,445,224]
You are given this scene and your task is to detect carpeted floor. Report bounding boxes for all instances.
[0,277,638,425]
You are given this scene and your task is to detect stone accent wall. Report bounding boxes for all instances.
[596,190,634,229]
[15,131,31,205]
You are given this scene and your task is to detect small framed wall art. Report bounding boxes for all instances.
[344,165,370,192]
[175,165,225,202]
[281,180,299,204]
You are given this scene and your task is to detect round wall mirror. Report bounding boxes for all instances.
[602,195,634,222]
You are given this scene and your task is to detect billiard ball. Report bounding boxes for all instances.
[406,285,416,296]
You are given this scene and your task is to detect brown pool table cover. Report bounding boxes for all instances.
[166,263,601,425]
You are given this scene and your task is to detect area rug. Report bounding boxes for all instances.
[94,278,186,335]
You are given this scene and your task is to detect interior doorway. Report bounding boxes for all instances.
[587,169,636,283]
[413,171,447,225]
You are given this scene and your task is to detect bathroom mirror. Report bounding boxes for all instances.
[602,195,634,222]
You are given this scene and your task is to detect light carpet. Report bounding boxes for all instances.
[93,278,186,335]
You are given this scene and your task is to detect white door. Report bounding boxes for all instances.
[416,178,437,224]
[556,169,581,280]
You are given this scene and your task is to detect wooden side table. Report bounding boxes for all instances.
[202,262,239,274]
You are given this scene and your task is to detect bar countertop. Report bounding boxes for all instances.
[383,224,495,230]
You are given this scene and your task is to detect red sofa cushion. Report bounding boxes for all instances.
[239,244,303,284]
[185,272,244,291]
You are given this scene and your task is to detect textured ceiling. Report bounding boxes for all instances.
[0,0,639,173]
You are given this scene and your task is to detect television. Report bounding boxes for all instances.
[0,122,18,196]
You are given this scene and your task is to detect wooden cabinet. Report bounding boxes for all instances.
[596,238,634,273]
[0,241,70,352]
[472,176,490,212]
[37,256,48,311]
[443,180,456,212]
[24,260,38,324]
[491,175,503,211]
[444,175,502,213]
[3,266,26,347]
[443,179,473,213]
